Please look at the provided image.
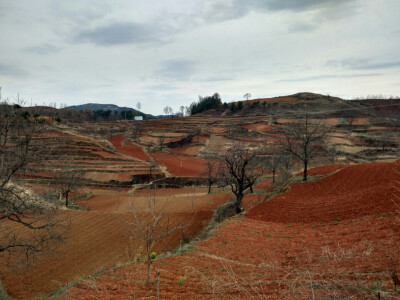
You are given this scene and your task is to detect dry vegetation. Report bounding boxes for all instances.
[1,93,400,299]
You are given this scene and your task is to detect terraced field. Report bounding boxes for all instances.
[1,95,400,299]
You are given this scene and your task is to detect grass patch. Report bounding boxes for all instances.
[0,280,14,300]
[47,268,109,298]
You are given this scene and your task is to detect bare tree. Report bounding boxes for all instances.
[136,101,142,111]
[179,106,185,117]
[163,106,173,117]
[132,121,145,141]
[0,103,66,264]
[55,169,83,207]
[158,135,166,151]
[263,154,285,184]
[185,106,191,117]
[201,160,219,194]
[243,93,252,101]
[218,144,260,213]
[122,195,192,286]
[280,114,329,181]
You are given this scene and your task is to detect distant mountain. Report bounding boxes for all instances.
[67,103,153,118]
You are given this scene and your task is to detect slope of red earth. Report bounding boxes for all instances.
[295,164,346,177]
[243,124,276,134]
[0,185,237,300]
[108,134,150,161]
[171,146,202,155]
[77,188,232,214]
[59,161,400,299]
[150,153,208,177]
[0,209,217,300]
[247,162,399,223]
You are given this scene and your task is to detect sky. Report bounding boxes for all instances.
[0,0,399,115]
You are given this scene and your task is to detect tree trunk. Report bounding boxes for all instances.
[303,159,308,181]
[157,271,160,299]
[65,193,69,207]
[235,194,243,213]
[272,169,276,183]
[208,182,212,194]
[146,254,151,285]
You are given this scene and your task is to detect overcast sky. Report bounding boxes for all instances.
[1,0,399,115]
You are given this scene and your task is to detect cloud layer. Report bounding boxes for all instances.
[0,0,399,114]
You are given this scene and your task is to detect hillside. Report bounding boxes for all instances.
[0,93,400,299]
[57,161,400,299]
[200,92,400,120]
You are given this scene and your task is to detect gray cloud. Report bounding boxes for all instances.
[155,59,196,81]
[327,58,400,70]
[24,43,62,55]
[260,0,350,12]
[74,22,169,46]
[277,73,381,82]
[0,63,28,77]
[199,0,357,23]
[288,21,317,32]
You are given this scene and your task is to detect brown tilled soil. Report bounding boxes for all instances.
[150,153,208,177]
[171,146,203,155]
[55,161,400,299]
[0,209,216,300]
[248,162,398,223]
[108,134,151,161]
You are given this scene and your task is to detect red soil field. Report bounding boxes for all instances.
[209,127,226,134]
[369,126,397,131]
[133,187,210,197]
[254,179,272,190]
[243,124,276,134]
[351,117,369,125]
[77,191,232,214]
[295,164,346,176]
[59,161,400,299]
[150,153,208,177]
[92,151,123,159]
[108,134,150,161]
[323,118,339,125]
[247,162,399,223]
[277,118,297,124]
[191,135,208,143]
[171,146,202,155]
[61,212,400,299]
[0,207,218,299]
[83,172,134,182]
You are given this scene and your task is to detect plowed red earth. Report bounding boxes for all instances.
[59,161,400,299]
[150,153,208,177]
[248,162,398,223]
[108,134,150,161]
[171,146,202,155]
[295,164,346,176]
[243,124,276,134]
[0,208,216,300]
[77,190,232,213]
[352,117,369,125]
